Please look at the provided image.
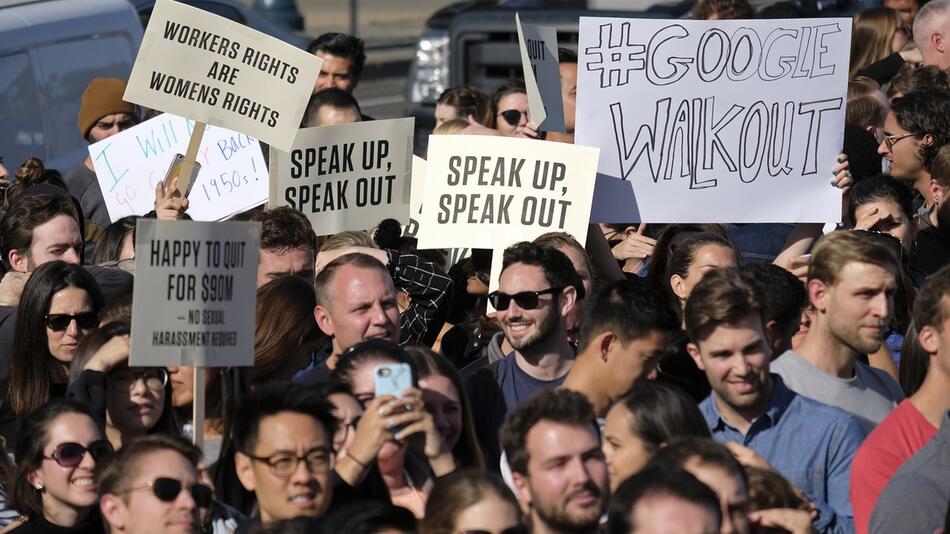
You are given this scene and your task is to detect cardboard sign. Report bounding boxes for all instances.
[268,118,414,234]
[90,114,267,222]
[516,14,565,132]
[576,18,851,223]
[124,0,322,152]
[416,135,599,250]
[130,219,260,367]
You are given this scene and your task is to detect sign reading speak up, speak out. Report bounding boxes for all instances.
[124,0,322,152]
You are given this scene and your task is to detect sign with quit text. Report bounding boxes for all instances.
[576,17,851,223]
[268,118,414,234]
[124,0,322,152]
[517,14,565,132]
[131,219,260,368]
[416,135,599,249]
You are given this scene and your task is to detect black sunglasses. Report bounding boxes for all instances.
[45,312,99,331]
[498,109,525,125]
[120,477,214,508]
[488,287,562,311]
[460,528,529,534]
[44,440,113,468]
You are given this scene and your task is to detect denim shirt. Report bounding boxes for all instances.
[700,375,865,534]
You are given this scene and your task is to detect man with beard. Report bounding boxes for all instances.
[465,242,580,469]
[877,88,950,231]
[686,269,863,534]
[773,231,905,433]
[500,388,609,534]
[911,145,950,277]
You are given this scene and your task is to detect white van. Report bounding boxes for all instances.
[0,0,143,173]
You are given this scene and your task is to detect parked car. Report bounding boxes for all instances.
[0,0,143,172]
[130,0,311,50]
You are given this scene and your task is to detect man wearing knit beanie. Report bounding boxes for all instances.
[63,77,138,229]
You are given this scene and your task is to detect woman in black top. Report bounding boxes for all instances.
[8,399,112,533]
[0,262,104,449]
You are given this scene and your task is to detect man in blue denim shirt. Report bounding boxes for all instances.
[684,268,865,534]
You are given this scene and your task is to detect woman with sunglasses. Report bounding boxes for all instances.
[330,340,456,518]
[0,261,104,450]
[68,321,179,451]
[8,399,113,533]
[420,469,526,534]
[484,80,538,139]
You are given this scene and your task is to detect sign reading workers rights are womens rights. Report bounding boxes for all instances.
[124,0,322,152]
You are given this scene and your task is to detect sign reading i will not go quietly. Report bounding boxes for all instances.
[416,135,599,250]
[268,118,414,234]
[516,14,565,133]
[576,17,852,223]
[123,0,322,152]
[130,219,260,368]
[90,113,267,223]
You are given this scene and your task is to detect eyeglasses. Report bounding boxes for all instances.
[497,109,526,125]
[118,477,214,508]
[459,527,529,534]
[880,132,916,150]
[109,368,169,392]
[43,440,113,468]
[488,287,562,311]
[333,417,360,452]
[244,448,334,478]
[852,229,904,262]
[45,312,99,331]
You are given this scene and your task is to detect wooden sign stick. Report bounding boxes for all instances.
[192,367,206,449]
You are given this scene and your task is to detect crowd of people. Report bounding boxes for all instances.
[0,0,949,532]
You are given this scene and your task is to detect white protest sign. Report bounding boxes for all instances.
[131,219,260,367]
[516,14,565,132]
[268,118,414,235]
[90,114,267,222]
[124,0,322,152]
[576,17,851,223]
[416,135,598,250]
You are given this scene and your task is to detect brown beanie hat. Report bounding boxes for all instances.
[77,78,136,138]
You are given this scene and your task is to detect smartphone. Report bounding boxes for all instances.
[374,363,412,399]
[162,153,201,198]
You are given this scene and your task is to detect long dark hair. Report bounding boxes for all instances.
[484,80,526,129]
[405,347,484,469]
[11,400,103,520]
[614,382,711,455]
[254,276,324,384]
[92,216,138,265]
[69,321,180,440]
[9,261,104,416]
[331,339,418,388]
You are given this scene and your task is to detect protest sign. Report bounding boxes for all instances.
[90,113,267,222]
[416,135,599,250]
[576,17,851,223]
[123,0,322,152]
[516,14,565,132]
[130,219,260,368]
[268,118,414,234]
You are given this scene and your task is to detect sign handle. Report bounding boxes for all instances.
[178,122,207,196]
[192,367,206,449]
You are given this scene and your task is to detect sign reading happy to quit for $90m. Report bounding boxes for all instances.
[123,0,323,152]
[130,219,260,368]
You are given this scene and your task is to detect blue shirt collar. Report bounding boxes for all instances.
[702,374,793,434]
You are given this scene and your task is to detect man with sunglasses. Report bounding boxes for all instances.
[99,435,212,534]
[465,242,580,469]
[232,382,337,528]
[878,88,950,230]
[773,231,905,433]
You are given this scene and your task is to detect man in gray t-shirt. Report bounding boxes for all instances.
[773,231,904,433]
[869,410,950,534]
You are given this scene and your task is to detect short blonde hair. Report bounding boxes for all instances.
[808,231,898,287]
[434,118,468,135]
[320,230,375,252]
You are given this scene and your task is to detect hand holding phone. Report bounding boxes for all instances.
[374,363,412,398]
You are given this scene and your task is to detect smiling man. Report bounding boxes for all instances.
[465,242,579,468]
[772,231,904,433]
[686,268,864,534]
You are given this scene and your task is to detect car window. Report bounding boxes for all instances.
[33,36,135,168]
[0,52,44,171]
[190,1,246,24]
